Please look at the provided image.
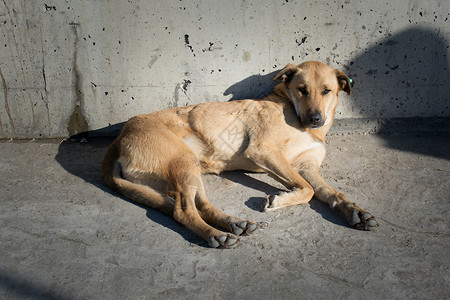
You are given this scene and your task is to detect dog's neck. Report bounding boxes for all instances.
[271,83,289,99]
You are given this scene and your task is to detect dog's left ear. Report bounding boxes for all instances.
[335,69,351,95]
[272,64,299,82]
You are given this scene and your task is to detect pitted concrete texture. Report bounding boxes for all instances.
[0,133,449,299]
[0,1,448,138]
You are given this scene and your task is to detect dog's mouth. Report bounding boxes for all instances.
[302,113,325,129]
[305,123,324,129]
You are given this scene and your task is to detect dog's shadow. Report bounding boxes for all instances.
[220,171,348,228]
[55,131,349,248]
[223,70,279,101]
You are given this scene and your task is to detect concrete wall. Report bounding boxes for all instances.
[0,0,448,138]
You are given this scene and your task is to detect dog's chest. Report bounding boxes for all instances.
[283,131,325,162]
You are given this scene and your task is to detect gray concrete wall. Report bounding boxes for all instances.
[0,0,448,138]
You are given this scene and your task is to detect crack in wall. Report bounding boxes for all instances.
[0,67,14,133]
[38,11,52,137]
[42,65,47,93]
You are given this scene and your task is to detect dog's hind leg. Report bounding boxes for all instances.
[103,142,176,215]
[194,186,257,236]
[169,156,239,248]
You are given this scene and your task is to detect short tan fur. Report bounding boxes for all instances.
[103,61,377,248]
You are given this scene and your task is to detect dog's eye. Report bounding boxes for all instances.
[322,89,331,96]
[298,87,308,95]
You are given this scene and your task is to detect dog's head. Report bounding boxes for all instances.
[273,61,351,129]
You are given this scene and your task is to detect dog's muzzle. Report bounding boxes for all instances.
[304,111,325,129]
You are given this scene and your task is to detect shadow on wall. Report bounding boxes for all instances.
[344,26,449,160]
[344,26,449,122]
[223,70,279,101]
[343,26,449,127]
[66,122,126,140]
[223,26,450,160]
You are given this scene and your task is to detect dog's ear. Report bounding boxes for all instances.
[272,64,299,82]
[335,69,351,95]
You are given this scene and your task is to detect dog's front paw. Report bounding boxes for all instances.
[230,220,257,236]
[208,233,238,248]
[262,192,285,212]
[331,194,378,231]
[350,210,378,231]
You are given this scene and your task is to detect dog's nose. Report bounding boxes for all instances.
[307,112,323,128]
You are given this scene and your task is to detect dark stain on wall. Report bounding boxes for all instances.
[0,66,14,133]
[67,22,88,137]
[184,34,195,57]
[182,79,192,91]
[295,37,307,46]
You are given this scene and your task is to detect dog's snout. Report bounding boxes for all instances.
[309,113,322,124]
[306,112,324,128]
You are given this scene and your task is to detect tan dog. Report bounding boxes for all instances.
[102,61,378,248]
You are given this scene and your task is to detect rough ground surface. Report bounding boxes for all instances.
[0,133,449,299]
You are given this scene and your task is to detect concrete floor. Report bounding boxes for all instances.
[0,132,449,299]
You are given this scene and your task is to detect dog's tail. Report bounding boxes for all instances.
[102,142,175,215]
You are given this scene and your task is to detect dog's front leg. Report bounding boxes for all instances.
[296,161,378,230]
[244,148,315,211]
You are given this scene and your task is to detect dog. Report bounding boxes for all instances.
[102,61,378,248]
